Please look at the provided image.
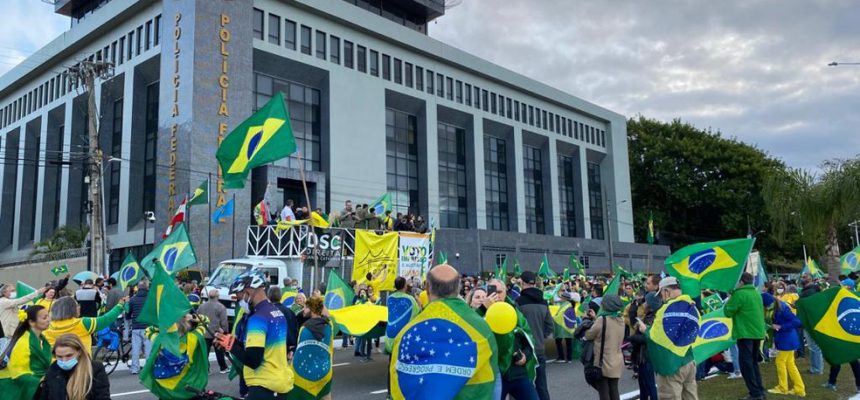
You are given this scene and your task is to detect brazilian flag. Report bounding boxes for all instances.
[187,179,208,206]
[139,325,208,399]
[513,258,523,277]
[495,258,508,281]
[841,245,860,274]
[324,270,355,311]
[288,320,334,400]
[538,254,556,278]
[216,91,296,189]
[569,252,585,278]
[390,297,499,400]
[665,238,754,297]
[118,253,143,290]
[280,288,298,307]
[369,192,392,216]
[553,302,578,335]
[50,264,69,276]
[328,303,387,338]
[646,295,700,376]
[137,262,192,355]
[436,251,448,265]
[692,308,735,364]
[802,257,825,278]
[141,223,197,276]
[796,287,860,365]
[385,292,420,354]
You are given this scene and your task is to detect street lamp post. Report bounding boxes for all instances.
[849,220,860,248]
[791,211,808,262]
[603,186,628,272]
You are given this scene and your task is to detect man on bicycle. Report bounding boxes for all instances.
[216,270,293,399]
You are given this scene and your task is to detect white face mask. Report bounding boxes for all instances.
[776,288,784,294]
[238,294,251,313]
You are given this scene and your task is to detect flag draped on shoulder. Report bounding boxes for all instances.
[140,323,208,399]
[142,223,197,276]
[389,298,498,400]
[385,292,420,354]
[646,294,700,376]
[217,92,296,189]
[796,287,860,365]
[664,238,754,297]
[552,302,578,335]
[118,253,143,290]
[692,308,735,364]
[137,262,192,355]
[289,320,334,400]
[163,196,187,238]
[324,270,355,311]
[187,179,208,206]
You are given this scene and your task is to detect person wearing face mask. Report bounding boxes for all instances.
[216,270,293,399]
[0,305,52,400]
[774,281,798,308]
[39,333,110,400]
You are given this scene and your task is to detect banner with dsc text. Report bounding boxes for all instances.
[353,230,399,291]
[398,232,431,282]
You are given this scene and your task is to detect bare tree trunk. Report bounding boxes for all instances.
[824,224,841,282]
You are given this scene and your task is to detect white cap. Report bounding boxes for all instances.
[658,276,679,290]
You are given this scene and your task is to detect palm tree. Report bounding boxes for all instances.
[762,158,860,281]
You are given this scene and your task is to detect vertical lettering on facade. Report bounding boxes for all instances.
[215,13,231,207]
[168,12,182,213]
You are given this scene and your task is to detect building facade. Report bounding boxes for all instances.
[0,0,667,274]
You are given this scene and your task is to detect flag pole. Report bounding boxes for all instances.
[296,152,319,292]
[207,173,212,275]
[231,193,236,259]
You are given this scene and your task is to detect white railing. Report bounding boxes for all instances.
[246,225,357,259]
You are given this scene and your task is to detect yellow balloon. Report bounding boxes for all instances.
[485,302,517,334]
[418,290,429,308]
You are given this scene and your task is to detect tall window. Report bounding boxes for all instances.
[436,74,444,97]
[484,136,509,231]
[415,66,423,90]
[315,31,326,59]
[108,99,123,225]
[404,63,413,88]
[558,155,577,237]
[355,44,364,71]
[284,19,296,49]
[464,83,471,106]
[370,50,379,76]
[143,82,159,214]
[255,73,321,171]
[252,9,263,40]
[438,123,467,228]
[386,109,419,214]
[523,145,545,234]
[382,54,391,80]
[300,25,311,55]
[330,36,340,64]
[393,58,402,84]
[268,14,280,44]
[588,162,604,240]
[426,70,434,94]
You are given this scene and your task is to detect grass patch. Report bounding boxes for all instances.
[698,356,858,400]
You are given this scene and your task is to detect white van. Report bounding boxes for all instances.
[203,257,299,318]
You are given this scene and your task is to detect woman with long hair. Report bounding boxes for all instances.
[0,305,52,400]
[39,333,110,400]
[44,295,126,352]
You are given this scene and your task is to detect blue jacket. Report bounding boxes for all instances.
[771,301,801,351]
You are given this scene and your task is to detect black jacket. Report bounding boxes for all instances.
[515,287,554,357]
[127,288,149,330]
[303,317,330,341]
[628,311,657,366]
[799,283,819,299]
[274,302,299,350]
[39,360,110,400]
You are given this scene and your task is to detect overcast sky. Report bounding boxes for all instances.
[2,0,858,170]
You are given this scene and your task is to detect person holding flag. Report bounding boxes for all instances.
[140,313,210,399]
[647,276,700,400]
[629,292,663,400]
[44,295,126,352]
[724,273,767,400]
[0,283,46,338]
[216,270,293,399]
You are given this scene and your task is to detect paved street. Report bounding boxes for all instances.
[110,343,640,399]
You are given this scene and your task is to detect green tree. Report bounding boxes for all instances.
[29,225,89,260]
[762,159,860,280]
[627,117,791,259]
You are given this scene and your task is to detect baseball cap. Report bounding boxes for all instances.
[658,276,679,290]
[520,271,537,285]
[841,278,856,289]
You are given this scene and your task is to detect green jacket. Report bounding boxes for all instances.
[724,285,766,340]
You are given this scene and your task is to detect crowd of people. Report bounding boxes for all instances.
[0,263,858,400]
[259,199,431,234]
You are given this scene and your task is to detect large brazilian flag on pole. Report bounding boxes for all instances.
[216,92,297,189]
[646,295,700,376]
[141,223,197,276]
[389,297,499,400]
[664,238,754,297]
[796,287,860,365]
[840,245,860,274]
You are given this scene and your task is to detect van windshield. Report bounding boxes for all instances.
[209,264,249,287]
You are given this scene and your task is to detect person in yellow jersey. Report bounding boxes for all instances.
[217,270,293,399]
[0,305,52,400]
[44,295,126,352]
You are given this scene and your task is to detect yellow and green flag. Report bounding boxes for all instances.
[353,230,399,291]
[118,253,143,290]
[50,264,68,276]
[802,257,825,278]
[370,192,392,216]
[289,320,334,400]
[137,261,192,355]
[513,258,523,277]
[537,254,556,278]
[665,238,754,297]
[389,297,499,400]
[324,270,354,311]
[841,245,860,274]
[216,92,296,189]
[310,211,330,228]
[495,258,508,281]
[646,294,700,376]
[328,303,387,338]
[141,223,197,276]
[187,179,208,206]
[552,302,578,335]
[647,211,655,244]
[385,291,420,354]
[796,287,860,365]
[692,308,735,364]
[569,252,585,278]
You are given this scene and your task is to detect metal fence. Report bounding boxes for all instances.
[246,225,359,259]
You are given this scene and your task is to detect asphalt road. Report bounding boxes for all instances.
[110,343,640,399]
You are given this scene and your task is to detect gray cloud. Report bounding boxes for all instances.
[431,0,860,170]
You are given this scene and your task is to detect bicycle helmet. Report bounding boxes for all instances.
[229,270,267,294]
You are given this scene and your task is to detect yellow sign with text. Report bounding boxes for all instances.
[352,230,399,292]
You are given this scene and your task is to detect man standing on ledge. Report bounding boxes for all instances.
[725,272,767,400]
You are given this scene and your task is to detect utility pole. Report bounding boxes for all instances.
[849,220,860,248]
[69,60,114,276]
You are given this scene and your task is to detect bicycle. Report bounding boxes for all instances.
[185,385,242,400]
[93,325,132,375]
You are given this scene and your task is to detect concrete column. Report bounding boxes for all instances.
[33,112,49,243]
[472,118,486,229]
[58,100,73,226]
[425,104,439,224]
[512,126,526,233]
[604,117,634,242]
[12,128,25,250]
[578,144,592,239]
[117,69,135,234]
[547,139,560,236]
